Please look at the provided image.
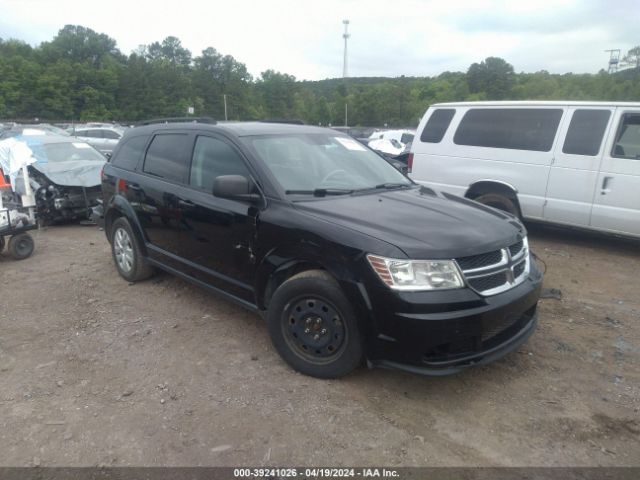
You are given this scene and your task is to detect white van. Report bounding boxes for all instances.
[410,101,640,238]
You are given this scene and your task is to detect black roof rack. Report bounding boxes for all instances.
[137,117,216,126]
[259,119,306,125]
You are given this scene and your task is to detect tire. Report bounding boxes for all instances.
[8,233,34,260]
[110,217,153,282]
[474,193,520,218]
[266,270,364,378]
[0,236,5,253]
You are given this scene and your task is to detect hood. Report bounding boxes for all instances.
[294,187,525,259]
[31,160,105,187]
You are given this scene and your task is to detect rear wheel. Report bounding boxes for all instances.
[8,233,34,260]
[110,217,153,282]
[474,193,520,218]
[267,270,363,378]
[0,236,5,253]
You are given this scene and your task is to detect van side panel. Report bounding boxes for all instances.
[590,108,640,237]
[411,106,560,220]
[543,107,614,227]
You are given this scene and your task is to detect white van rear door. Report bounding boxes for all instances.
[590,108,640,237]
[544,107,614,226]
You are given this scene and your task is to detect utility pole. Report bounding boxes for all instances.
[342,19,350,78]
[344,103,348,127]
[223,94,228,121]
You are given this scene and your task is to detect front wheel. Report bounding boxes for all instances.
[474,193,520,218]
[267,270,364,378]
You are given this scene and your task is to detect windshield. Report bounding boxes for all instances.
[247,133,411,195]
[30,141,106,163]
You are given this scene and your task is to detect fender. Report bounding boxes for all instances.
[254,240,370,320]
[104,194,149,256]
[467,179,519,195]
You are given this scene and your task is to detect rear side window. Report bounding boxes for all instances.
[420,109,455,143]
[454,108,563,152]
[612,113,640,160]
[190,136,250,191]
[102,130,121,140]
[111,135,147,170]
[143,133,190,182]
[400,133,414,144]
[563,109,611,156]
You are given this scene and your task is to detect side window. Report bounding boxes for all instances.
[143,133,191,182]
[420,109,455,143]
[400,133,414,144]
[102,130,121,140]
[563,109,611,156]
[454,108,563,151]
[111,135,148,170]
[85,129,102,138]
[612,113,640,160]
[189,136,250,191]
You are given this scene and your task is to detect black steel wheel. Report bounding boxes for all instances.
[267,270,363,378]
[8,233,34,260]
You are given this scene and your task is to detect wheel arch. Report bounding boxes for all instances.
[465,180,522,215]
[104,195,148,255]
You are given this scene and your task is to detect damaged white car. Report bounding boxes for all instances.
[0,135,106,224]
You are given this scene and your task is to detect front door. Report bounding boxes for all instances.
[591,109,640,237]
[178,133,258,303]
[544,107,613,226]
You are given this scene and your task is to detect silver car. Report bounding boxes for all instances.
[72,127,123,155]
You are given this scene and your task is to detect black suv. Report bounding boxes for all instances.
[101,121,542,378]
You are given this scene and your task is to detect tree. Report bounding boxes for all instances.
[467,57,515,100]
[623,46,640,69]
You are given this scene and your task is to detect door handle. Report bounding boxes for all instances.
[601,176,613,195]
[178,199,196,209]
[128,184,142,191]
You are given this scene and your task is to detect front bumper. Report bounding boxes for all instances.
[363,259,543,375]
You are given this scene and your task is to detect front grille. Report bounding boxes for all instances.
[468,272,508,292]
[456,250,503,270]
[509,240,524,258]
[513,260,526,278]
[456,237,530,296]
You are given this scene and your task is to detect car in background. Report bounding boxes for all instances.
[0,124,70,140]
[368,129,416,145]
[9,135,106,223]
[71,126,124,155]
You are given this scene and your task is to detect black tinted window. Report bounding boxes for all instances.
[563,109,611,156]
[143,134,190,182]
[454,108,563,151]
[420,109,455,143]
[190,136,250,191]
[112,135,147,170]
[400,133,414,144]
[613,113,640,159]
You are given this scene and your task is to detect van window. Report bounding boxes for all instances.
[190,136,250,191]
[143,133,190,182]
[563,109,611,156]
[400,133,415,144]
[454,108,563,152]
[112,135,147,170]
[612,113,640,160]
[420,109,455,143]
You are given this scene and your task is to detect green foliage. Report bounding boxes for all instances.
[1,28,639,127]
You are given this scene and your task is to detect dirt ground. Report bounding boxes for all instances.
[0,223,638,467]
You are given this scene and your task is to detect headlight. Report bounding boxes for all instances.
[367,254,464,291]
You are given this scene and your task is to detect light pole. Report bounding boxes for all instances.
[342,20,350,78]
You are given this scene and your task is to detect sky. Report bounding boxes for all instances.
[0,0,638,80]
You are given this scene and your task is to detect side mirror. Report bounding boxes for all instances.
[213,175,261,202]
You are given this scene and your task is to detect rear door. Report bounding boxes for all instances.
[543,107,613,226]
[133,131,194,260]
[590,109,640,237]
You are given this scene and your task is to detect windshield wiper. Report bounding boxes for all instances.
[285,188,354,197]
[372,182,413,189]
